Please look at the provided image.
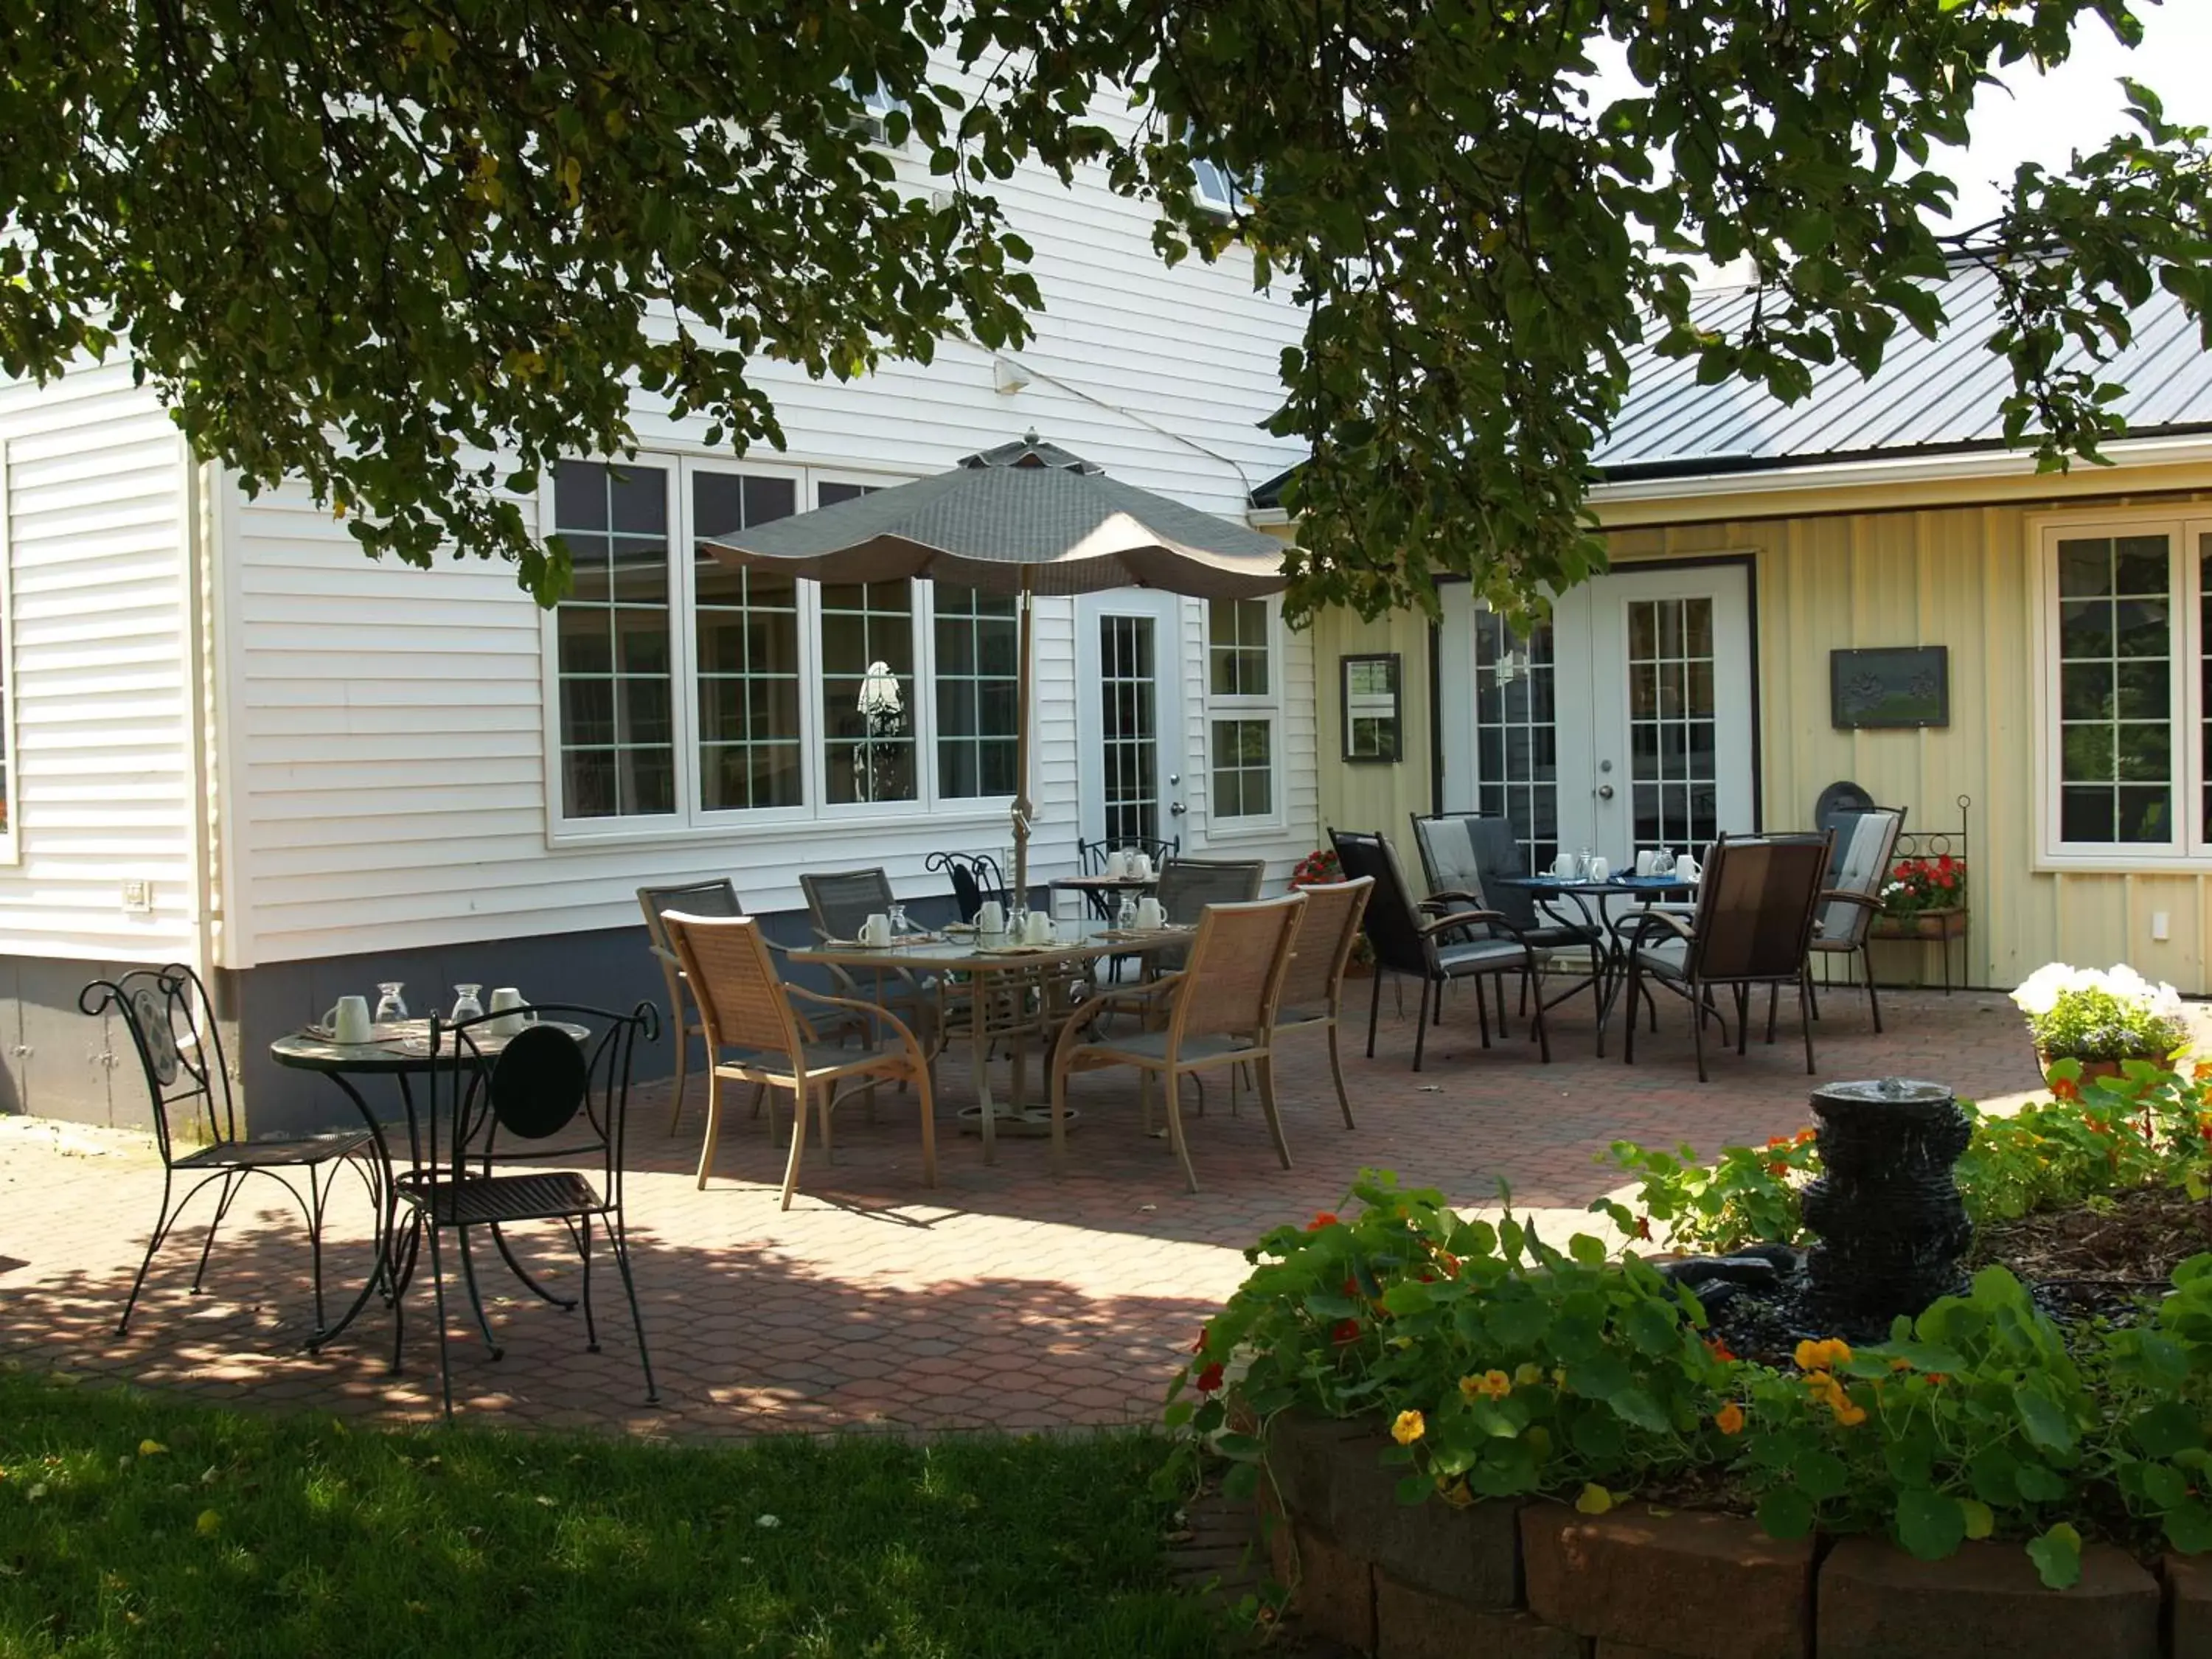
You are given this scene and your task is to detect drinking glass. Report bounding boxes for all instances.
[373,981,408,1023]
[1656,845,1673,880]
[451,984,484,1023]
[1115,895,1137,931]
[1576,846,1593,880]
[888,900,908,938]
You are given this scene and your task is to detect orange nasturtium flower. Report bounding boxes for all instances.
[1714,1402,1746,1436]
[1794,1338,1853,1372]
[1391,1410,1427,1446]
[1307,1211,1339,1231]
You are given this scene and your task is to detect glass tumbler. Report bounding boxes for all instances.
[451,984,484,1023]
[372,981,408,1023]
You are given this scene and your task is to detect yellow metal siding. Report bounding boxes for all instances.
[1307,608,1433,848]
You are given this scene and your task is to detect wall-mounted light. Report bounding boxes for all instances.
[993,356,1033,395]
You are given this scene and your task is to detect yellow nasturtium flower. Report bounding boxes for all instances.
[1391,1409,1427,1446]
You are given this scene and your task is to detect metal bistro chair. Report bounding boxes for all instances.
[1147,856,1265,975]
[1618,832,1832,1082]
[403,1001,660,1419]
[664,911,936,1209]
[799,866,944,1048]
[1807,807,1905,1032]
[1050,893,1306,1192]
[1078,835,1178,876]
[925,850,1009,923]
[638,879,745,1134]
[83,964,378,1338]
[1268,875,1375,1129]
[1329,829,1552,1071]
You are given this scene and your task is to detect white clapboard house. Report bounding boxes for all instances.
[0,105,1316,1130]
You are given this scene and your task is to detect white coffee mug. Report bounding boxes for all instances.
[1130,853,1153,880]
[1105,849,1128,880]
[1135,896,1166,930]
[324,994,372,1045]
[1587,856,1611,883]
[1635,849,1658,877]
[1023,911,1054,945]
[1674,853,1702,883]
[975,900,1006,934]
[861,913,891,947]
[1551,852,1577,880]
[487,987,526,1036]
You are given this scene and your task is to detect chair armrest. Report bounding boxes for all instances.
[1818,889,1885,913]
[1416,908,1526,944]
[1054,973,1186,1046]
[650,944,689,973]
[787,985,926,1057]
[1419,888,1485,910]
[1617,908,1695,949]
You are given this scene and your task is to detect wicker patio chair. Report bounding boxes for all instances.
[1048,892,1306,1192]
[407,1002,660,1419]
[1807,807,1905,1032]
[1267,876,1375,1129]
[1329,829,1553,1071]
[1147,857,1265,975]
[638,879,745,1133]
[1618,832,1832,1082]
[799,866,942,1046]
[81,964,378,1338]
[664,911,937,1209]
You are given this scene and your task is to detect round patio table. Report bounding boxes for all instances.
[270,1018,591,1359]
[1492,873,1696,1053]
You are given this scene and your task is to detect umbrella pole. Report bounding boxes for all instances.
[1013,573,1034,909]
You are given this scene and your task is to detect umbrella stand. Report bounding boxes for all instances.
[1012,568,1034,910]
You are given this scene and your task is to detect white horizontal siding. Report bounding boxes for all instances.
[0,363,197,961]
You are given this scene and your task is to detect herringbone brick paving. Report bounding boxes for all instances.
[0,985,2046,1436]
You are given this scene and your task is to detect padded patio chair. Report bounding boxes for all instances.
[1330,829,1552,1071]
[404,1003,659,1419]
[638,878,745,1133]
[1048,893,1306,1192]
[82,964,378,1338]
[1267,875,1375,1129]
[663,911,936,1209]
[924,850,1008,922]
[1806,807,1905,1032]
[1617,832,1831,1082]
[1410,813,1599,1026]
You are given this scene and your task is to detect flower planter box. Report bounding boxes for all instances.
[1870,905,1966,942]
[1259,1407,2169,1658]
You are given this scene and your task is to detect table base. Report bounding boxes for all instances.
[956,1103,1079,1138]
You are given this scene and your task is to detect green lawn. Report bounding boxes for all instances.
[0,1368,1227,1658]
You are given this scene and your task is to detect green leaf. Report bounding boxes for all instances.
[2027,1524,2083,1590]
[2014,1388,2077,1455]
[1895,1489,1966,1562]
[2132,1402,2204,1458]
[1396,1474,1433,1506]
[1795,1451,1849,1501]
[2166,1501,2212,1554]
[2014,1462,2069,1503]
[1562,1352,1630,1402]
[1607,1388,1669,1434]
[1756,1486,1816,1540]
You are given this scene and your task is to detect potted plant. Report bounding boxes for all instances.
[1290,847,1374,974]
[2009,961,2189,1083]
[1873,852,1965,936]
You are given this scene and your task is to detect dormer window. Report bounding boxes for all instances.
[1192,158,1245,218]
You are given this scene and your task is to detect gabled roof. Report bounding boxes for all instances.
[1248,260,2212,508]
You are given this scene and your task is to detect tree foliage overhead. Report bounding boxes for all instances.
[1,0,2207,616]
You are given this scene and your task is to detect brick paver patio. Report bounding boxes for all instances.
[0,985,2047,1437]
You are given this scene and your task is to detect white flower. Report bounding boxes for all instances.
[2010,962,2079,1017]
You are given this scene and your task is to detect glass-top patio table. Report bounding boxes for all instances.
[789,918,1190,1162]
[1492,872,1697,1054]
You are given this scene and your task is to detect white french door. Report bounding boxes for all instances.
[1439,563,1756,872]
[1075,592,1189,850]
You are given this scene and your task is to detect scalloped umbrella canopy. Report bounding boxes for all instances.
[697,435,1288,904]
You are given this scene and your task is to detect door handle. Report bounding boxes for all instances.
[1169,801,1187,816]
[1596,785,1615,800]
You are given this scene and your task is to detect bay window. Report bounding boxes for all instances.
[1207,597,1279,823]
[546,454,1020,834]
[2039,515,2212,861]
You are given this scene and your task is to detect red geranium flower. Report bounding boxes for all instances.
[1332,1319,1361,1345]
[1194,1362,1224,1394]
[1307,1211,1338,1231]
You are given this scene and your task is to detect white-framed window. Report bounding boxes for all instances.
[1192,159,1244,218]
[1206,596,1279,824]
[2036,512,2212,865]
[841,79,908,148]
[543,453,1020,839]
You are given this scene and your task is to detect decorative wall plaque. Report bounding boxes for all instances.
[1830,647,1949,729]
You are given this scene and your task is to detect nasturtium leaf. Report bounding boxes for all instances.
[2013,1461,2068,1503]
[2027,1524,2083,1590]
[2132,1402,2204,1459]
[2165,1501,2212,1555]
[1795,1450,1848,1501]
[1756,1486,1815,1540]
[1607,1387,1670,1434]
[1895,1489,1966,1562]
[2014,1388,2077,1455]
[1961,1498,1994,1541]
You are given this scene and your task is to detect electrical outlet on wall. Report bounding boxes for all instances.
[120,879,153,915]
[2152,910,2171,942]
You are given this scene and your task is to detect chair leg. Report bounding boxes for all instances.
[1473,975,1492,1048]
[1691,981,1710,1083]
[605,1213,658,1405]
[1413,978,1433,1071]
[1492,970,1511,1037]
[911,1054,939,1188]
[425,1222,456,1422]
[1622,963,1642,1065]
[819,1083,835,1164]
[190,1170,246,1294]
[667,1023,690,1135]
[777,1083,812,1211]
[1765,984,1779,1045]
[117,1172,178,1337]
[307,1163,331,1336]
[1326,1020,1356,1129]
[1527,965,1552,1064]
[577,1213,600,1354]
[1860,945,1882,1032]
[490,1222,575,1310]
[1255,1053,1293,1171]
[1801,970,1818,1075]
[1162,1067,1200,1193]
[454,1226,505,1360]
[1807,970,1823,1022]
[695,1067,726,1190]
[1367,968,1383,1058]
[1048,1048,1073,1175]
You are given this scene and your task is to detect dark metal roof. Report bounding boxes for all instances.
[1246,262,2212,508]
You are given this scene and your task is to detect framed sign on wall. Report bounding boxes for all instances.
[1341,653,1402,762]
[1831,646,1950,729]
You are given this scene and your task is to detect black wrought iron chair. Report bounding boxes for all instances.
[1329,830,1552,1071]
[924,851,1008,923]
[404,1003,659,1419]
[1807,807,1905,1032]
[1618,832,1832,1082]
[81,964,378,1338]
[638,878,745,1133]
[1077,835,1178,876]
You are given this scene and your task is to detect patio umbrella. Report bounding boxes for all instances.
[697,434,1287,902]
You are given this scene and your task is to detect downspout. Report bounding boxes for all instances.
[184,454,227,987]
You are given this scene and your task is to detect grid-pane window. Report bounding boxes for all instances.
[821,580,917,804]
[934,585,1019,798]
[1211,720,1273,818]
[1209,598,1270,695]
[554,460,675,818]
[692,472,801,811]
[1473,612,1558,874]
[1625,597,1720,857]
[1101,616,1159,845]
[2056,534,2174,844]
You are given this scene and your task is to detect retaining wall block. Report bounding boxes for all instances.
[1375,1571,1590,1659]
[1818,1537,2158,1659]
[1293,1520,1377,1654]
[2166,1552,2212,1659]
